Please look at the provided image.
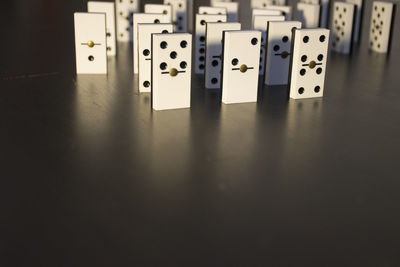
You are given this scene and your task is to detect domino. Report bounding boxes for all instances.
[369,1,396,53]
[205,22,241,89]
[87,1,116,56]
[331,2,356,54]
[288,28,330,99]
[252,9,282,26]
[195,14,227,74]
[144,4,173,21]
[265,21,302,85]
[300,0,330,28]
[198,6,227,15]
[266,5,293,20]
[164,0,187,32]
[211,1,239,22]
[296,2,321,28]
[345,0,364,42]
[221,31,261,104]
[116,0,140,42]
[152,33,192,110]
[251,0,287,9]
[133,13,171,74]
[253,15,285,75]
[74,13,107,74]
[138,23,174,93]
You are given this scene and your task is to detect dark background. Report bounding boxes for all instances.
[1,0,400,266]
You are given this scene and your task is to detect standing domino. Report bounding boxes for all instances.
[345,0,364,42]
[116,0,140,42]
[251,0,287,9]
[87,1,116,56]
[74,13,107,74]
[369,1,396,53]
[265,21,302,85]
[133,13,171,74]
[144,4,173,21]
[289,28,330,99]
[300,0,330,28]
[195,14,227,74]
[253,15,285,75]
[205,22,241,89]
[222,31,261,104]
[296,3,321,28]
[138,23,174,93]
[252,9,282,25]
[211,1,239,22]
[331,2,356,54]
[198,6,227,15]
[152,33,192,110]
[266,5,293,20]
[164,0,188,32]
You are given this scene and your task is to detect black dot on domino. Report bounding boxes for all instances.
[160,41,168,49]
[232,58,238,66]
[180,40,187,48]
[160,62,167,70]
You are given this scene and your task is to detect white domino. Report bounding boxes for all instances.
[87,1,116,56]
[301,0,330,28]
[116,0,140,42]
[251,9,282,26]
[296,2,321,28]
[74,13,107,74]
[369,1,396,53]
[138,23,173,93]
[205,22,241,89]
[164,0,187,32]
[152,33,192,110]
[331,2,356,54]
[133,13,171,74]
[253,15,285,75]
[222,31,261,104]
[265,21,302,85]
[346,0,363,42]
[251,0,287,9]
[195,14,227,74]
[144,4,173,21]
[267,5,293,20]
[198,6,227,15]
[289,28,330,99]
[211,1,239,22]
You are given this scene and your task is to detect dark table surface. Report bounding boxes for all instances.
[1,0,400,266]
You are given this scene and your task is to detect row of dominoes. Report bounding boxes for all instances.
[74,1,396,111]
